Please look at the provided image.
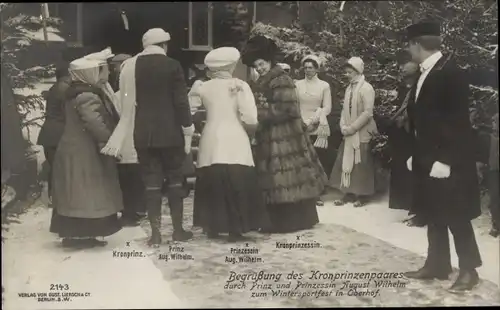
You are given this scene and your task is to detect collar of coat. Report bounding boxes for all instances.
[66,81,104,101]
[255,64,295,91]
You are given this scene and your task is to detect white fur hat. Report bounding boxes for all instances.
[346,57,364,74]
[204,47,240,70]
[142,28,171,48]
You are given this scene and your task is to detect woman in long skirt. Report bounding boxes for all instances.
[50,49,123,248]
[241,36,327,233]
[329,57,378,207]
[192,47,270,242]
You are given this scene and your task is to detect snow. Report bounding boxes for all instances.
[21,26,65,42]
[2,199,188,310]
[318,195,500,287]
[14,78,56,172]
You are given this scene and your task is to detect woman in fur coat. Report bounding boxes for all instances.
[241,35,328,233]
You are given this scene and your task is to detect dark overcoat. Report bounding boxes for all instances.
[37,76,72,147]
[407,55,481,224]
[52,83,123,218]
[251,65,328,205]
[134,55,193,148]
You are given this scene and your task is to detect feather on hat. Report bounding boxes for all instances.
[241,35,279,67]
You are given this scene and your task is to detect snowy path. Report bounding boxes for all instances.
[2,196,188,310]
[317,191,500,287]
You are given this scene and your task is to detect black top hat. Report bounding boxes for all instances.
[406,21,441,41]
[241,35,279,67]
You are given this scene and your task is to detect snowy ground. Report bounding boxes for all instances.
[3,188,498,309]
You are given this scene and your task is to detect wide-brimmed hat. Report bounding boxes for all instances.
[241,35,279,67]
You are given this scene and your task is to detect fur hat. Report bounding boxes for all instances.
[241,35,279,67]
[406,21,441,41]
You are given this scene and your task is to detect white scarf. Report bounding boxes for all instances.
[340,75,365,188]
[100,45,166,163]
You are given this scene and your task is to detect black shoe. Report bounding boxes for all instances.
[207,232,223,239]
[489,228,499,237]
[86,238,108,247]
[172,229,193,242]
[403,267,450,280]
[448,270,480,293]
[227,233,253,243]
[121,216,140,227]
[404,215,427,227]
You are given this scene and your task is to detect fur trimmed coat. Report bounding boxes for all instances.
[251,65,327,205]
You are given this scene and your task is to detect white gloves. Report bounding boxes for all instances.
[406,157,412,171]
[406,156,451,179]
[429,161,451,179]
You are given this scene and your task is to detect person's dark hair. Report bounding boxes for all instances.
[241,35,279,67]
[410,35,442,51]
[303,59,319,69]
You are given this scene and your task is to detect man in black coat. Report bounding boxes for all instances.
[403,21,482,293]
[387,59,426,227]
[37,64,72,201]
[125,28,194,245]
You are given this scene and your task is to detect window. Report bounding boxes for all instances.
[187,2,213,51]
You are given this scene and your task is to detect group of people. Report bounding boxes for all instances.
[36,20,498,293]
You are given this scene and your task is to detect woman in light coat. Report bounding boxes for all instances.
[50,52,123,248]
[192,47,270,242]
[329,57,378,207]
[295,55,332,206]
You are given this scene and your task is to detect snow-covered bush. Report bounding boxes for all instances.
[1,4,62,211]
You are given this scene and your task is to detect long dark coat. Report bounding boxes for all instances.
[407,55,481,224]
[37,76,72,147]
[387,83,415,211]
[52,83,123,219]
[251,65,328,205]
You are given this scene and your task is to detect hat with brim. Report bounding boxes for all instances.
[142,28,171,48]
[241,35,279,67]
[204,47,240,70]
[406,21,441,41]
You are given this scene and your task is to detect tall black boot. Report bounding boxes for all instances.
[145,189,162,247]
[168,194,193,242]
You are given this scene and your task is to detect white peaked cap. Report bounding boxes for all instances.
[142,28,171,47]
[69,57,103,71]
[301,54,322,67]
[277,63,291,70]
[347,56,364,74]
[84,47,115,63]
[204,47,240,69]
